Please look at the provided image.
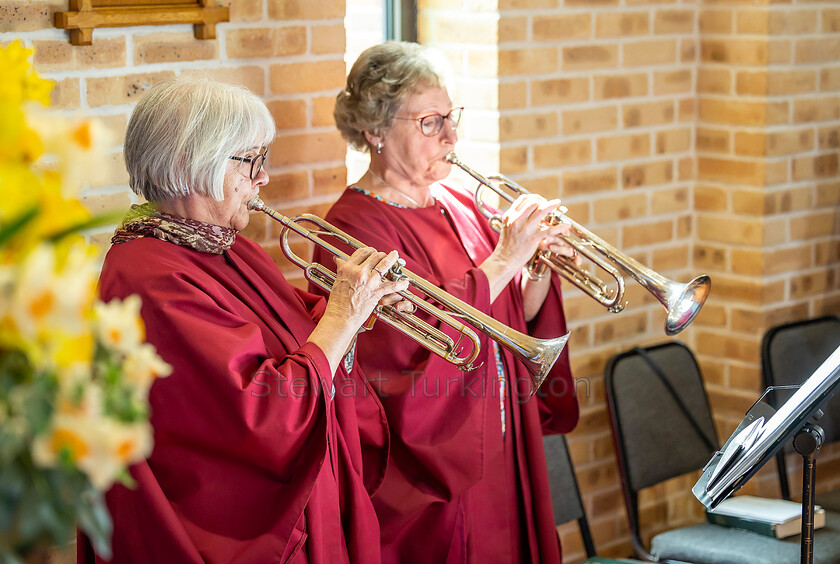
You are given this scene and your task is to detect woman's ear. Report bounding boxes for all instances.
[363,130,382,152]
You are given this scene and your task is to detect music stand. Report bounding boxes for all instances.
[693,345,840,564]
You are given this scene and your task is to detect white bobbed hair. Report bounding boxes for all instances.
[124,76,276,202]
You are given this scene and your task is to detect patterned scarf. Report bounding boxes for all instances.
[111,203,236,255]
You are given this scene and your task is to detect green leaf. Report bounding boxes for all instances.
[0,350,33,388]
[46,211,122,243]
[0,207,39,247]
[75,488,112,560]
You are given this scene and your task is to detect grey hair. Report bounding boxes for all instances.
[334,41,454,152]
[124,76,276,202]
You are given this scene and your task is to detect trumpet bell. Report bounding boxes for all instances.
[665,275,711,336]
[523,332,570,391]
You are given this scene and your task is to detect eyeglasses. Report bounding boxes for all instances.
[229,148,269,180]
[394,107,463,137]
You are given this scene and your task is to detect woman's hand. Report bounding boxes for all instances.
[520,208,582,320]
[308,247,412,374]
[480,195,571,303]
[327,247,413,325]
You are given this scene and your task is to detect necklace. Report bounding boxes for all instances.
[368,169,431,209]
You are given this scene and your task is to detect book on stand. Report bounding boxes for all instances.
[705,495,825,539]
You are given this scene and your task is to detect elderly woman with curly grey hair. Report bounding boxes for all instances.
[84,76,412,564]
[311,41,581,564]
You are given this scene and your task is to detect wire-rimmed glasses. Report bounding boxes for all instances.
[229,147,269,180]
[394,107,463,137]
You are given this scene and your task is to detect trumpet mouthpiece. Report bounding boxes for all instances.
[247,196,265,211]
[445,152,459,165]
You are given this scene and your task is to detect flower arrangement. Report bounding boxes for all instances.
[0,41,171,562]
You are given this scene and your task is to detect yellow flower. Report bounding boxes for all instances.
[122,342,172,395]
[28,110,112,197]
[0,162,43,222]
[0,167,92,263]
[32,412,153,490]
[0,41,53,106]
[49,427,90,461]
[52,331,95,371]
[93,295,145,354]
[3,243,98,363]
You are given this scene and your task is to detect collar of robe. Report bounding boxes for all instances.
[111,202,236,255]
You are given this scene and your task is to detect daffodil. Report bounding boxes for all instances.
[32,412,153,491]
[80,418,153,490]
[51,331,96,373]
[0,40,53,106]
[93,295,145,354]
[5,243,97,354]
[28,110,112,197]
[122,342,173,396]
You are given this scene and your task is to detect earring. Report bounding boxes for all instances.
[376,142,382,155]
[182,185,189,194]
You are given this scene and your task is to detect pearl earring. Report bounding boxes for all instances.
[376,142,382,155]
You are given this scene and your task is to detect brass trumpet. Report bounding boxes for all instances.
[248,196,569,393]
[445,153,711,336]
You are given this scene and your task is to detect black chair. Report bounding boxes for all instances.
[544,434,642,563]
[604,341,840,564]
[761,315,840,511]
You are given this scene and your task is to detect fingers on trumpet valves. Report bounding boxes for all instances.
[370,267,387,280]
[371,250,405,282]
[388,296,416,313]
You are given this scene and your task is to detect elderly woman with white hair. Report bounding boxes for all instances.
[83,77,411,564]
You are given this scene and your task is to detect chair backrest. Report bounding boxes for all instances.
[604,341,719,556]
[543,434,596,558]
[761,315,840,499]
[761,315,840,442]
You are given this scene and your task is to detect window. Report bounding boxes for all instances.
[385,0,417,42]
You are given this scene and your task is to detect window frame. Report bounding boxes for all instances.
[384,0,417,42]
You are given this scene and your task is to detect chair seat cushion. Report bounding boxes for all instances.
[652,512,840,564]
[583,558,642,564]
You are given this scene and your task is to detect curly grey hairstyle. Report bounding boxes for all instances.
[334,41,454,152]
[125,76,276,202]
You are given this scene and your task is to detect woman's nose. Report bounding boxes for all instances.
[441,122,458,144]
[254,166,269,186]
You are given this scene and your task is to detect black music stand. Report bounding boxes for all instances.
[693,345,840,564]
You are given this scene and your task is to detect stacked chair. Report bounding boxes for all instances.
[543,433,640,563]
[604,341,840,563]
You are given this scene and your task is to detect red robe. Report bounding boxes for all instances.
[310,183,579,564]
[85,235,387,563]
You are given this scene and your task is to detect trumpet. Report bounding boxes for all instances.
[445,153,711,336]
[248,196,569,393]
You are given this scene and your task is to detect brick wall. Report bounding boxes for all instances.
[417,0,839,561]
[695,0,840,542]
[4,0,840,561]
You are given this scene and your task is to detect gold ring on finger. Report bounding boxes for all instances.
[371,267,387,280]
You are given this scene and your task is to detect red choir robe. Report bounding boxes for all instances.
[83,235,387,564]
[310,183,580,564]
